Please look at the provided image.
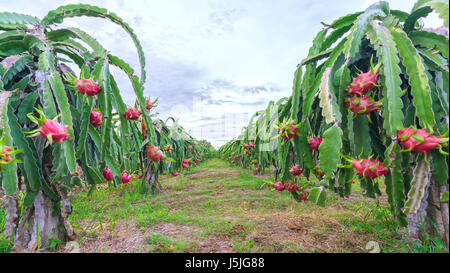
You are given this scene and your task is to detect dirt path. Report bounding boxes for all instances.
[60,158,394,253]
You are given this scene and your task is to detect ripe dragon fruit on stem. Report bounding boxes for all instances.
[75,79,101,97]
[90,110,102,128]
[103,167,114,181]
[346,60,381,97]
[284,182,300,193]
[1,145,11,163]
[308,137,323,151]
[345,96,381,116]
[144,97,158,110]
[273,182,285,192]
[351,158,388,179]
[397,127,448,155]
[278,120,300,142]
[26,107,69,144]
[121,172,132,184]
[124,108,141,120]
[297,190,309,201]
[0,138,22,170]
[147,146,164,162]
[289,164,303,176]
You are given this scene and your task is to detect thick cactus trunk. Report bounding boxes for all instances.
[406,173,449,248]
[425,177,449,247]
[144,163,162,194]
[4,182,77,252]
[11,190,66,252]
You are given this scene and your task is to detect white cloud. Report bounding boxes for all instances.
[2,0,444,148]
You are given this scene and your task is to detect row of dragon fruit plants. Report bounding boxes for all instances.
[219,0,449,246]
[0,4,211,250]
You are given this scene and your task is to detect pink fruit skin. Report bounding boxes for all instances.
[90,110,102,128]
[289,165,303,176]
[398,127,444,154]
[345,96,380,116]
[308,137,323,151]
[352,158,388,179]
[147,146,163,162]
[284,182,300,193]
[274,182,285,192]
[347,70,378,96]
[1,146,12,162]
[145,99,153,110]
[279,122,298,142]
[121,172,132,184]
[76,79,101,97]
[103,167,114,181]
[39,120,69,143]
[171,172,179,177]
[124,108,141,120]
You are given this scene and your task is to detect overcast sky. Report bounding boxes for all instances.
[1,0,444,148]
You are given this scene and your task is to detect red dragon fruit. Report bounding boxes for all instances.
[75,79,101,97]
[124,108,141,120]
[90,110,102,128]
[308,137,323,151]
[298,190,309,201]
[249,142,255,148]
[243,144,249,149]
[346,68,379,96]
[121,172,132,184]
[278,122,299,142]
[194,142,198,146]
[188,145,192,150]
[39,119,69,143]
[182,163,188,169]
[171,172,179,177]
[165,145,172,152]
[255,167,261,173]
[145,98,157,110]
[103,167,114,181]
[273,182,285,192]
[1,146,11,163]
[284,182,300,193]
[147,146,164,162]
[397,127,447,155]
[289,164,303,176]
[351,158,388,179]
[345,96,381,116]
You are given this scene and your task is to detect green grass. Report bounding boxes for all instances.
[1,158,446,253]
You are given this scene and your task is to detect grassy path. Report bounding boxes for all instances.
[65,158,403,253]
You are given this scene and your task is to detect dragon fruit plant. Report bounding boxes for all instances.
[0,4,157,251]
[220,1,450,246]
[285,0,450,246]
